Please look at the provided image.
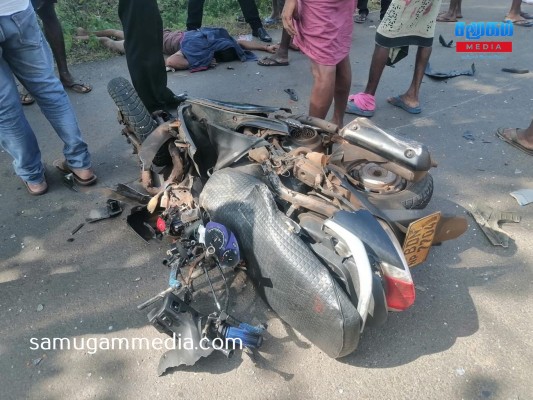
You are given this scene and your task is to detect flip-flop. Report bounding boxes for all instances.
[257,57,289,67]
[62,81,92,94]
[495,127,533,155]
[53,159,97,186]
[345,101,374,117]
[437,15,458,22]
[388,96,422,114]
[520,12,533,19]
[354,14,368,23]
[20,92,35,105]
[504,18,533,26]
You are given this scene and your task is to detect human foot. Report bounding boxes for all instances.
[61,73,92,94]
[23,178,48,196]
[495,127,533,155]
[437,12,458,22]
[387,95,421,114]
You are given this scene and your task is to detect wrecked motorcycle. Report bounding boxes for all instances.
[108,77,467,368]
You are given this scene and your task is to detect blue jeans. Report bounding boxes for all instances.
[0,5,91,184]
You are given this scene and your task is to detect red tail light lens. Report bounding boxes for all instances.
[383,274,415,311]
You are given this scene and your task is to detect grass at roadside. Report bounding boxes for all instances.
[56,0,272,63]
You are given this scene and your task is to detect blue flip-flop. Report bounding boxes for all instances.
[346,101,375,117]
[388,96,422,114]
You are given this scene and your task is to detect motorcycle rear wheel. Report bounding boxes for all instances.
[362,172,433,210]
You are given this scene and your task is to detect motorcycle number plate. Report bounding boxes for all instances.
[403,212,441,268]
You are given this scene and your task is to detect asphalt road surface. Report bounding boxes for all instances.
[1,1,532,399]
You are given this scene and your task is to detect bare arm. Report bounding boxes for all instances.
[237,40,279,54]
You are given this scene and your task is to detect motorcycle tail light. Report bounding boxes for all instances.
[381,269,416,311]
[156,217,166,233]
[376,221,416,312]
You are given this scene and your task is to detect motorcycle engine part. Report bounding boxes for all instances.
[199,168,361,358]
[248,147,270,163]
[336,164,434,211]
[356,163,403,193]
[294,115,338,134]
[205,222,240,268]
[282,125,323,152]
[293,158,324,188]
[340,117,433,172]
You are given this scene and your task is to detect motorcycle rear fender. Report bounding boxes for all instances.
[324,210,405,330]
[340,117,433,172]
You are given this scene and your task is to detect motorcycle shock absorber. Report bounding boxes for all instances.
[219,323,265,349]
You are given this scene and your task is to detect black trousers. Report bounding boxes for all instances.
[187,0,262,31]
[358,0,392,20]
[118,0,176,113]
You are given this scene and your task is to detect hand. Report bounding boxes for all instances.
[265,44,279,53]
[282,0,298,37]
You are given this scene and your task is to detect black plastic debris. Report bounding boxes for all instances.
[501,68,529,74]
[86,199,123,223]
[284,88,298,101]
[462,131,475,141]
[439,34,454,48]
[71,223,85,235]
[425,63,475,80]
[126,206,159,241]
[62,173,78,192]
[114,183,151,204]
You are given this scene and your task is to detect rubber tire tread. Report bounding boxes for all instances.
[107,77,158,143]
[364,173,434,210]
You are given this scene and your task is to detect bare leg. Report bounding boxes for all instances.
[269,0,280,19]
[237,40,278,53]
[36,2,91,92]
[437,0,461,21]
[506,0,527,21]
[92,29,125,40]
[363,44,389,95]
[390,46,431,109]
[309,61,336,120]
[74,34,125,54]
[332,56,351,126]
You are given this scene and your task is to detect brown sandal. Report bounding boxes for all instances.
[495,128,533,155]
[53,159,97,186]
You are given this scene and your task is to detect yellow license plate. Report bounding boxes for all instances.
[403,212,442,268]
